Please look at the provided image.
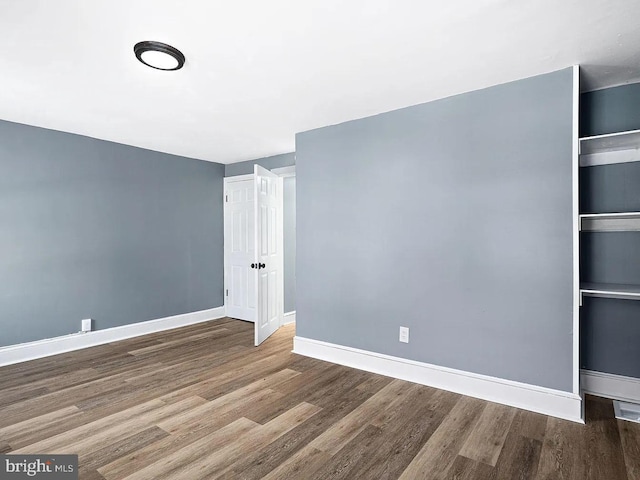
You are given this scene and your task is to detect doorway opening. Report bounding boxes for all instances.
[223,165,295,345]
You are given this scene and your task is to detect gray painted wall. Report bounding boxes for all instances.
[581,232,640,285]
[580,82,640,137]
[0,119,224,347]
[296,68,575,392]
[224,152,295,177]
[580,162,640,213]
[581,297,640,378]
[283,177,296,313]
[225,153,297,313]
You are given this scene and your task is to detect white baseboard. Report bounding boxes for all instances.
[581,369,640,404]
[293,336,583,423]
[0,306,226,367]
[283,311,296,325]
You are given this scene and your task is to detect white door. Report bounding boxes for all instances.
[254,165,284,346]
[224,179,256,322]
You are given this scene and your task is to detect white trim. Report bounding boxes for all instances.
[579,127,640,143]
[613,400,640,424]
[271,165,296,177]
[581,369,640,404]
[579,150,640,167]
[293,336,583,423]
[579,128,640,166]
[584,81,640,94]
[225,167,296,180]
[572,65,581,400]
[580,211,640,219]
[580,283,640,302]
[283,311,296,325]
[0,306,225,367]
[224,173,254,182]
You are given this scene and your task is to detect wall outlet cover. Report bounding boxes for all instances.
[399,326,409,343]
[81,319,93,332]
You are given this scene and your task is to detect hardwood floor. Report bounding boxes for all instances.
[1,317,638,479]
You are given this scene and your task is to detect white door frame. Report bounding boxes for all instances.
[223,167,293,330]
[223,175,256,322]
[272,166,296,324]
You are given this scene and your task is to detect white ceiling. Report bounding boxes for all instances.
[1,1,639,164]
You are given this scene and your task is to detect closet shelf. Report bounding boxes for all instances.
[580,282,640,302]
[580,129,640,154]
[580,212,640,232]
[579,129,640,167]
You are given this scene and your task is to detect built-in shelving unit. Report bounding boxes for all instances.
[578,82,640,406]
[579,122,640,396]
[579,130,640,301]
[579,128,640,167]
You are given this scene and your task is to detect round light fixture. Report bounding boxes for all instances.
[134,41,185,71]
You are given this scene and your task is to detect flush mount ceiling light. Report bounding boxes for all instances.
[134,41,185,71]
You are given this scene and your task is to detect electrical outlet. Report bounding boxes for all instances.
[81,319,93,332]
[399,326,409,343]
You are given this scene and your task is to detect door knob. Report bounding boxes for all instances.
[251,263,256,269]
[259,263,265,269]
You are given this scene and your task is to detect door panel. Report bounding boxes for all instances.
[254,165,284,345]
[224,179,255,322]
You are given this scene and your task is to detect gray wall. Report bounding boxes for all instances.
[581,232,640,286]
[579,81,640,378]
[296,68,575,392]
[0,119,224,347]
[224,152,295,177]
[580,83,640,137]
[580,161,640,213]
[283,177,296,313]
[225,153,297,313]
[581,297,640,378]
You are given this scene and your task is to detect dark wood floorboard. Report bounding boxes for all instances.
[0,317,638,479]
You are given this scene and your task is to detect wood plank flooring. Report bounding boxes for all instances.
[0,317,638,479]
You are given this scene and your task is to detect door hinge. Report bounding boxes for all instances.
[225,194,228,202]
[226,289,229,297]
